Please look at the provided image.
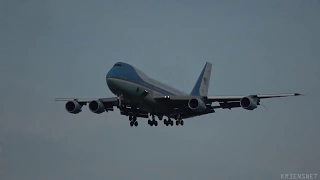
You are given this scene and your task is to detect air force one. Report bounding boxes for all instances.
[55,62,301,127]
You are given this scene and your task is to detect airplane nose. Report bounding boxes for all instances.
[106,77,120,90]
[106,70,112,79]
[106,67,118,91]
[106,78,113,88]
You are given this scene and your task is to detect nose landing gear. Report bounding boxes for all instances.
[116,93,124,108]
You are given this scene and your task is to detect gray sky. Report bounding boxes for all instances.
[0,0,319,179]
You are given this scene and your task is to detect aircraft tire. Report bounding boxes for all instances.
[130,121,134,127]
[134,121,138,127]
[180,120,184,126]
[176,121,179,126]
[148,119,154,126]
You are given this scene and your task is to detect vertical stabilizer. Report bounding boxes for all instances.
[190,62,212,96]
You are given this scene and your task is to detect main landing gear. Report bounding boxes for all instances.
[129,115,138,127]
[163,113,184,126]
[148,114,158,126]
[164,118,173,126]
[175,119,184,126]
[163,118,184,126]
[128,113,184,127]
[173,114,184,126]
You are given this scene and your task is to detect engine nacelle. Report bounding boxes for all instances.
[240,96,258,110]
[188,98,207,112]
[65,100,82,114]
[89,100,105,114]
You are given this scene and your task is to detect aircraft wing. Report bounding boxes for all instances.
[54,97,118,103]
[206,93,302,102]
[154,93,302,110]
[54,97,150,118]
[54,97,119,106]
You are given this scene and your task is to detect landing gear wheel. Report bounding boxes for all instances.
[151,120,157,127]
[180,120,184,126]
[164,119,167,124]
[134,121,138,127]
[176,121,180,126]
[130,121,134,127]
[129,116,132,121]
[148,119,154,126]
[170,121,173,126]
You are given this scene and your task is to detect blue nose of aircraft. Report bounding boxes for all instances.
[105,62,143,94]
[106,62,130,94]
[106,62,126,79]
[106,67,117,92]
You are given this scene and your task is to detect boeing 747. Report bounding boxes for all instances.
[55,62,301,127]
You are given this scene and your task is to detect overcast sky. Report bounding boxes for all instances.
[0,0,319,179]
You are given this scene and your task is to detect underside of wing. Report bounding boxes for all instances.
[54,97,119,108]
[54,97,149,117]
[180,108,216,119]
[154,95,216,119]
[55,92,301,121]
[206,93,302,102]
[207,93,302,110]
[153,95,199,107]
[153,93,302,112]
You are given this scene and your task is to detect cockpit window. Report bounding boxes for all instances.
[114,63,123,67]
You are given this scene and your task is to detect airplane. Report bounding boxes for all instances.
[55,62,302,127]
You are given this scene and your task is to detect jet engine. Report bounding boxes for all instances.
[240,96,259,110]
[65,100,82,114]
[89,100,106,114]
[188,98,207,112]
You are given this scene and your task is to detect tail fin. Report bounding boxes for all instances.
[190,62,212,96]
